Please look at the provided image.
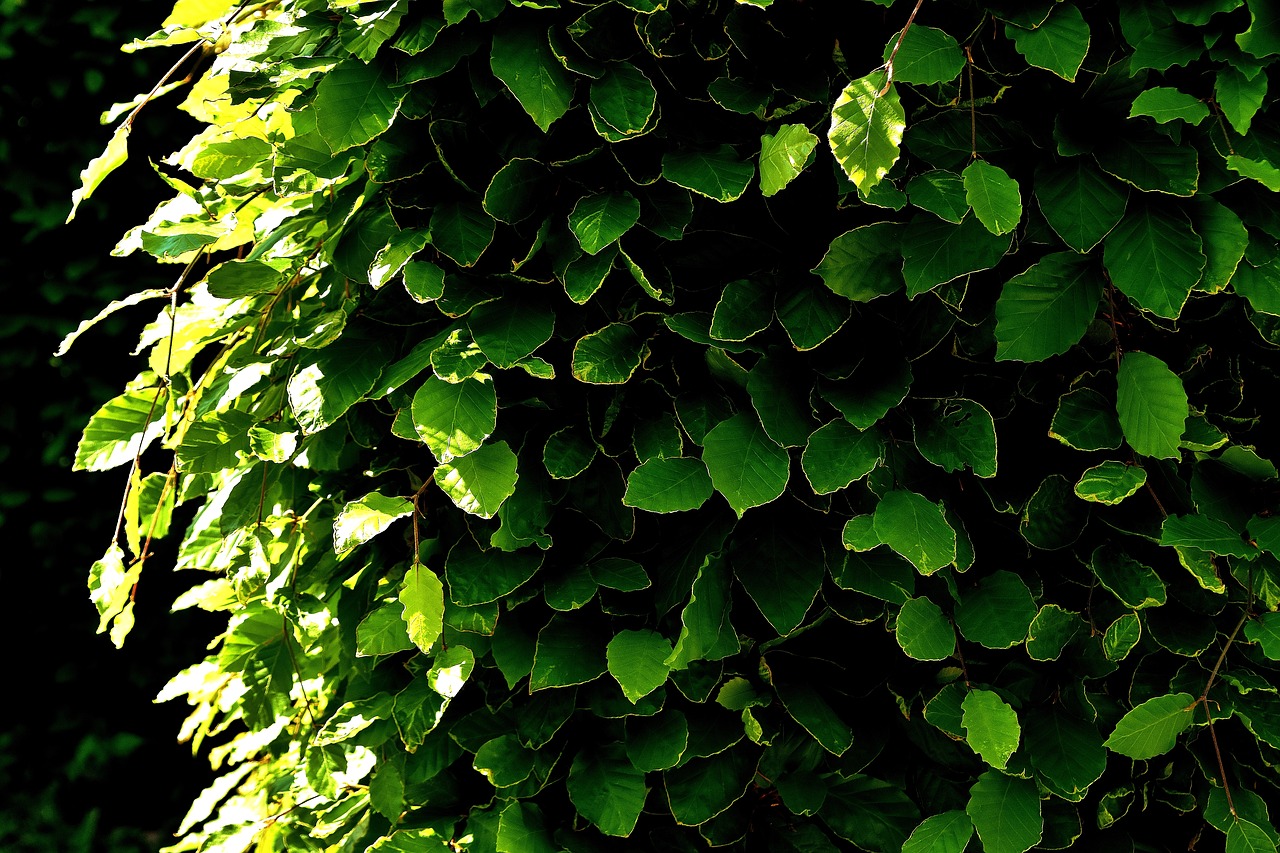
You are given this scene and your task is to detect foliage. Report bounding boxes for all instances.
[64,0,1280,850]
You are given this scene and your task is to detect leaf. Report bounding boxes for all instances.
[68,124,129,222]
[1227,820,1278,853]
[759,124,819,197]
[882,25,964,85]
[901,214,1011,298]
[872,490,956,575]
[664,747,760,826]
[1246,612,1280,659]
[711,279,773,341]
[776,284,852,350]
[963,160,1023,235]
[1034,159,1128,253]
[411,375,496,463]
[1005,3,1090,81]
[1026,604,1085,662]
[490,22,574,132]
[74,384,168,472]
[1103,693,1196,759]
[356,601,415,657]
[568,192,641,255]
[1216,65,1268,135]
[1105,202,1206,319]
[820,775,919,851]
[1161,514,1260,558]
[907,169,969,223]
[1130,87,1210,124]
[902,811,974,853]
[1050,387,1123,451]
[1228,154,1280,191]
[994,252,1100,361]
[530,614,608,691]
[662,146,755,202]
[828,71,906,194]
[912,398,998,478]
[314,58,404,153]
[1116,351,1188,458]
[1103,612,1142,661]
[400,567,445,655]
[567,742,648,836]
[468,299,555,369]
[497,802,555,853]
[624,457,714,513]
[895,597,955,661]
[429,200,495,267]
[966,771,1043,853]
[288,329,395,434]
[766,231,863,288]
[801,420,883,494]
[433,440,519,519]
[607,629,673,702]
[962,689,1021,770]
[589,62,657,136]
[954,570,1038,649]
[1075,461,1147,505]
[1024,708,1107,801]
[333,492,414,554]
[732,519,826,636]
[820,356,912,429]
[484,158,548,224]
[1089,544,1167,609]
[701,412,790,517]
[627,709,688,771]
[572,323,645,384]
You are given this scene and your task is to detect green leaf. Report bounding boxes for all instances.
[775,284,851,350]
[667,554,739,669]
[483,158,548,224]
[711,279,773,341]
[701,412,790,518]
[801,420,883,494]
[873,490,957,575]
[624,457,714,513]
[1021,473,1087,550]
[468,299,555,369]
[1191,196,1248,292]
[496,802,555,853]
[1034,159,1128,253]
[74,384,168,472]
[563,247,616,304]
[1026,604,1084,661]
[1216,65,1268,135]
[954,570,1038,649]
[902,811,974,853]
[883,25,964,85]
[820,356,912,429]
[1103,693,1196,759]
[771,673,854,756]
[759,124,819,197]
[1130,87,1210,124]
[429,200,495,267]
[400,567,445,655]
[543,426,597,479]
[1238,0,1280,57]
[662,146,755,202]
[733,522,825,636]
[1024,708,1107,801]
[569,192,641,255]
[828,71,906,194]
[1246,612,1280,659]
[627,709,688,771]
[1005,3,1090,81]
[404,261,446,303]
[1103,612,1142,661]
[963,160,1023,235]
[966,771,1042,853]
[572,323,645,384]
[895,597,955,661]
[1075,461,1147,505]
[962,689,1021,770]
[333,491,414,554]
[907,170,969,224]
[664,747,759,825]
[821,775,919,851]
[288,331,395,434]
[1096,129,1199,196]
[490,22,574,132]
[1105,203,1206,319]
[356,601,415,657]
[1050,387,1123,451]
[567,742,648,836]
[1207,788,1280,847]
[590,62,657,136]
[1228,154,1280,191]
[411,375,496,463]
[1116,351,1188,458]
[1227,819,1278,853]
[901,214,1011,298]
[1161,514,1260,558]
[314,58,404,153]
[811,226,906,306]
[607,629,673,702]
[1089,544,1167,609]
[433,440,519,519]
[530,614,608,691]
[68,124,129,222]
[912,398,998,478]
[994,252,1100,361]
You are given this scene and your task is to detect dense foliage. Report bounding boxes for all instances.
[66,0,1280,850]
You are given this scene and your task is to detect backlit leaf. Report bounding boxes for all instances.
[1103,693,1195,759]
[828,71,905,194]
[1116,351,1188,458]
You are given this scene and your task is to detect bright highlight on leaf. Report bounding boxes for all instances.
[828,71,906,195]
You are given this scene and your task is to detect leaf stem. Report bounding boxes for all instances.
[881,0,925,95]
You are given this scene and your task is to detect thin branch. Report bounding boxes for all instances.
[881,0,926,94]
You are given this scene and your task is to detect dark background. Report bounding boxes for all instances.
[1,2,221,849]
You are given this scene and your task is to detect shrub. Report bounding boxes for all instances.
[66,0,1280,850]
